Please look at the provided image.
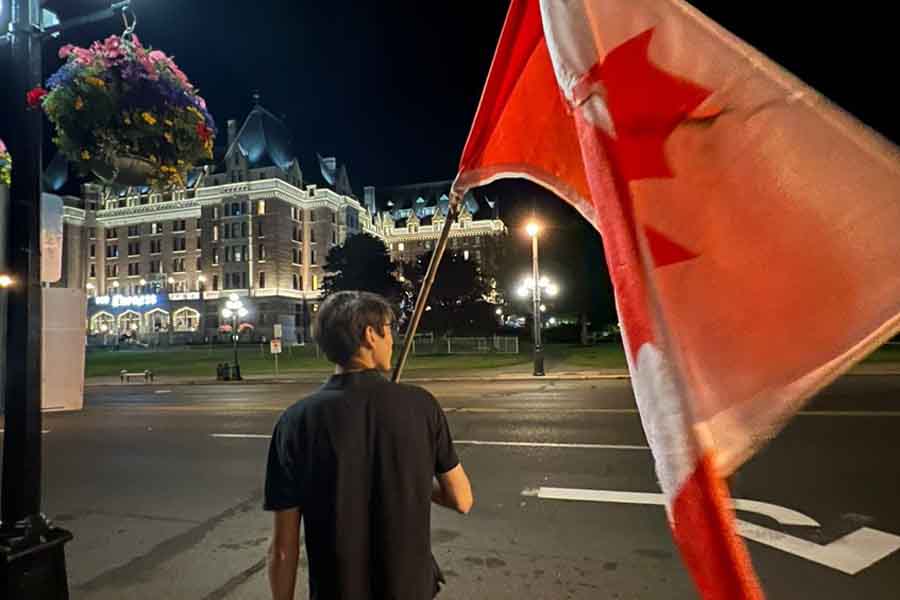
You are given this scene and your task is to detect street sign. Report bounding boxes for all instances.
[273,323,282,339]
[270,339,282,354]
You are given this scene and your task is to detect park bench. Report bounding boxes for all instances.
[120,369,154,383]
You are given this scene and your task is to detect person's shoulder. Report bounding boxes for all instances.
[379,379,436,403]
[276,385,328,426]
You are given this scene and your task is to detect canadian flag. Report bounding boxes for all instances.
[453,1,900,598]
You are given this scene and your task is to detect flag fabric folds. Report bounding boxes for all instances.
[453,1,900,598]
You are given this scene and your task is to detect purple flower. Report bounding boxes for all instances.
[46,63,79,90]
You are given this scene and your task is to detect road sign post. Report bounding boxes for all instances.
[270,337,282,378]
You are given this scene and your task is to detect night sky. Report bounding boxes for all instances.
[37,1,899,190]
[10,1,896,321]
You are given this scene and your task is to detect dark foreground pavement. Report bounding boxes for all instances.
[2,376,899,599]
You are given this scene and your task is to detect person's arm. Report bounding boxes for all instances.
[267,508,301,600]
[432,463,473,514]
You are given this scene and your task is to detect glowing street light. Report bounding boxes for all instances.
[0,274,14,288]
[222,294,249,380]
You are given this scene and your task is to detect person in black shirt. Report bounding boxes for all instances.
[265,291,473,600]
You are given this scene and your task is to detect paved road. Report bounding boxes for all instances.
[2,376,899,599]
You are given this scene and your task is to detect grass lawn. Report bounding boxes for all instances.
[85,344,531,379]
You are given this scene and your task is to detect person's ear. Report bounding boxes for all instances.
[362,325,377,349]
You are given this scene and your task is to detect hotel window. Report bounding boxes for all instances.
[150,239,161,254]
[173,237,187,252]
[89,244,96,258]
[127,225,140,237]
[106,227,118,239]
[398,242,405,252]
[89,263,96,278]
[310,228,316,243]
[213,206,220,219]
[231,222,240,238]
[292,248,300,265]
[196,256,202,271]
[241,222,247,238]
[258,244,267,261]
[256,222,264,237]
[292,273,300,290]
[233,246,243,263]
[292,226,301,242]
[88,228,96,239]
[213,225,219,241]
[173,219,187,232]
[105,263,118,278]
[312,274,319,291]
[331,211,337,224]
[151,222,163,235]
[149,260,161,274]
[258,271,266,289]
[212,249,219,265]
[212,275,219,291]
[311,249,317,265]
[257,200,266,215]
[172,258,185,273]
[332,230,337,245]
[128,242,140,256]
[128,262,140,276]
[106,244,119,258]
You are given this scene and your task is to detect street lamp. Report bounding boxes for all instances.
[525,220,545,376]
[222,293,248,380]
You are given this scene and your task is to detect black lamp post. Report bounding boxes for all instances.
[0,2,132,597]
[222,294,247,381]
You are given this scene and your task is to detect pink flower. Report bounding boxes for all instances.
[0,139,7,154]
[59,45,75,59]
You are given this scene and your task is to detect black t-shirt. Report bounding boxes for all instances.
[264,369,460,600]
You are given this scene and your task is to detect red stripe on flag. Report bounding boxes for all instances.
[672,454,765,600]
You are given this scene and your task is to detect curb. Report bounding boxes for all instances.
[83,373,633,388]
[83,369,900,389]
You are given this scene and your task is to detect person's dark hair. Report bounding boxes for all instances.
[313,291,395,366]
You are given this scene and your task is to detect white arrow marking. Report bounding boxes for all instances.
[528,487,900,574]
[736,520,900,575]
[210,433,271,439]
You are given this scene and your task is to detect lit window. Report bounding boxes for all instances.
[258,200,266,215]
[398,243,405,252]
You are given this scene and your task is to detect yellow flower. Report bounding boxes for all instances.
[149,155,158,164]
[74,97,85,111]
[164,132,174,143]
[186,106,203,120]
[85,77,106,88]
[80,150,91,161]
[164,120,174,127]
[177,159,185,166]
[141,112,157,126]
[123,113,132,125]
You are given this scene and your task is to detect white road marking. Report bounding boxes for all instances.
[443,408,900,417]
[533,488,818,526]
[154,390,173,395]
[529,487,900,574]
[455,440,649,450]
[210,433,271,439]
[736,520,900,575]
[0,429,50,434]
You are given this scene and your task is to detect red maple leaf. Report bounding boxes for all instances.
[595,28,713,182]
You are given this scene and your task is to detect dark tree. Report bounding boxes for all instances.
[322,233,402,301]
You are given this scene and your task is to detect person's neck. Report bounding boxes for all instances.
[334,358,377,375]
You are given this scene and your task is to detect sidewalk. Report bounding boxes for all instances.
[84,361,900,388]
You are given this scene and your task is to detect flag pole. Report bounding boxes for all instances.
[392,193,461,382]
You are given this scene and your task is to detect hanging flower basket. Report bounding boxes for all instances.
[0,139,10,187]
[29,34,216,189]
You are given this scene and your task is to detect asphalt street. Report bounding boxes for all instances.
[2,375,899,599]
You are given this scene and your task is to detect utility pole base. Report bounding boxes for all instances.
[0,518,73,599]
